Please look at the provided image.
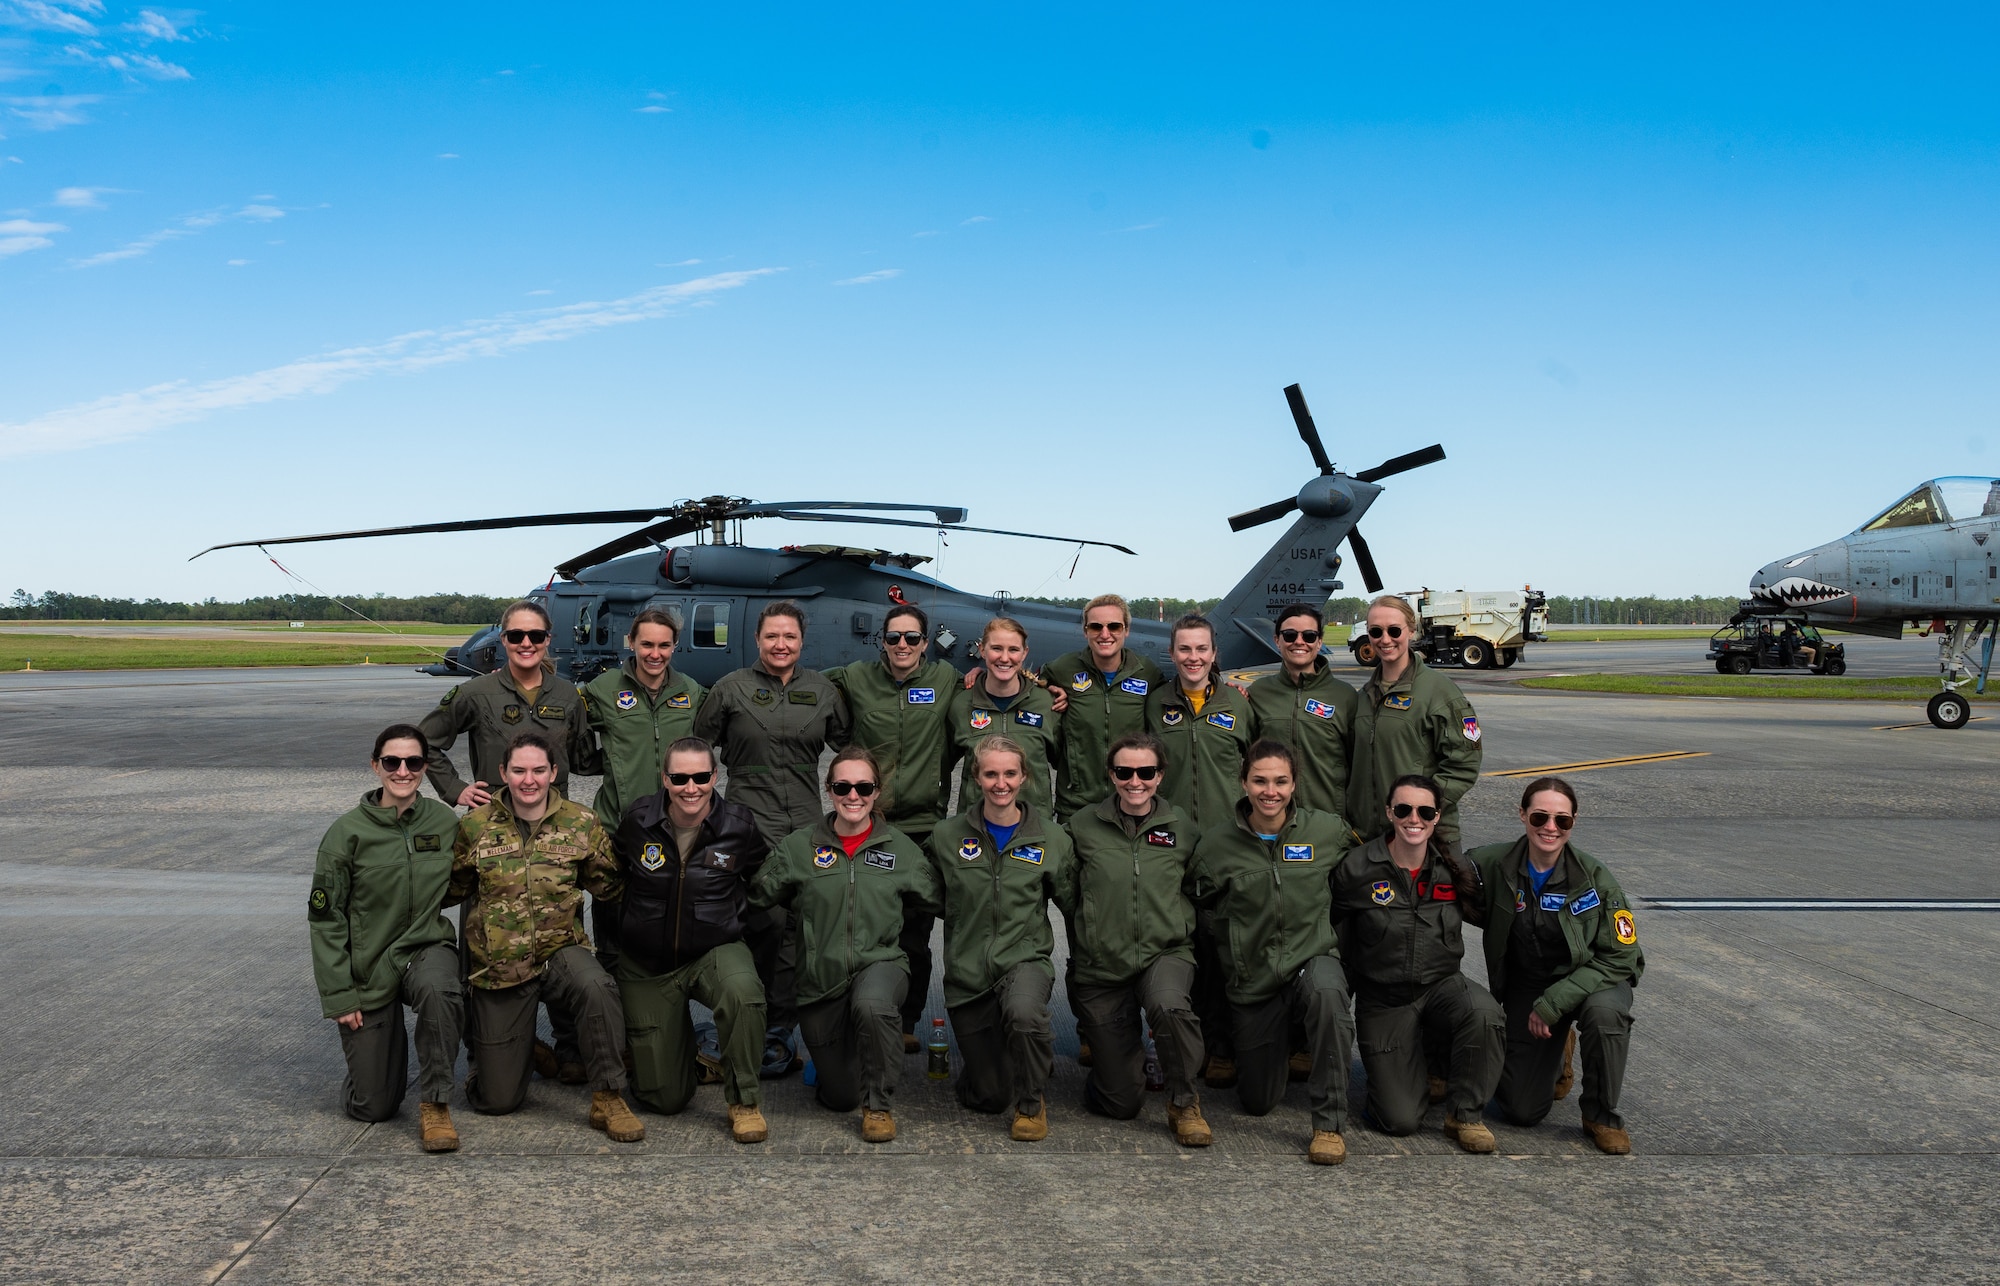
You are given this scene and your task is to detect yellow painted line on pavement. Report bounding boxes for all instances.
[1484,751,1710,779]
[1871,716,1990,731]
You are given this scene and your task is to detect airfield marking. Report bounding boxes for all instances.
[1646,897,2000,912]
[1871,716,1991,731]
[1484,750,1709,778]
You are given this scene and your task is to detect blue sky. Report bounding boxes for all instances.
[4,5,1998,605]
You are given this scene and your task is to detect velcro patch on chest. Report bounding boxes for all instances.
[957,838,982,862]
[640,843,666,872]
[969,710,993,730]
[1569,888,1601,915]
[813,845,840,869]
[534,704,566,720]
[1416,880,1455,901]
[502,704,524,724]
[1205,711,1236,729]
[706,851,736,872]
[1282,844,1314,862]
[788,690,818,705]
[863,850,896,871]
[753,688,775,705]
[1011,846,1045,865]
[1162,707,1185,726]
[1538,892,1567,913]
[908,688,936,704]
[1144,828,1177,848]
[1071,672,1092,692]
[1383,693,1413,711]
[666,693,692,709]
[1305,698,1337,720]
[615,691,638,710]
[1120,677,1150,695]
[1015,710,1044,728]
[413,834,442,852]
[1370,880,1394,904]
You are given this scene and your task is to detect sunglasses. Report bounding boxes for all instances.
[666,771,715,786]
[1366,625,1405,639]
[504,629,550,645]
[1111,765,1161,781]
[881,631,927,646]
[1527,811,1575,831]
[375,755,426,773]
[1278,628,1322,644]
[1085,621,1127,634]
[830,780,879,797]
[1390,802,1438,821]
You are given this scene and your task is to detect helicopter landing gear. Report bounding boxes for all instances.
[1925,620,1991,729]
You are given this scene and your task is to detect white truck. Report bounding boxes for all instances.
[1347,587,1549,670]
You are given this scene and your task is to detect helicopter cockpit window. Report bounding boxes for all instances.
[1860,484,1947,532]
[692,602,730,649]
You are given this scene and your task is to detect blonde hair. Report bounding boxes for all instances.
[971,734,1027,772]
[1367,594,1419,632]
[981,616,1030,648]
[1084,593,1132,625]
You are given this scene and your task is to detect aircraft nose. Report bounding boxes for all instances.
[1750,547,1851,608]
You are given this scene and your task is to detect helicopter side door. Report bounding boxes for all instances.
[681,598,741,685]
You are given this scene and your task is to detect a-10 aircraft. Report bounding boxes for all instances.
[1750,475,2000,728]
[193,385,1446,688]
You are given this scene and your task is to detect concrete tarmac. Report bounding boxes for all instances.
[1,663,1996,1283]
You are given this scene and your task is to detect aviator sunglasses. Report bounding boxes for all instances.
[1527,810,1575,831]
[1279,628,1321,644]
[375,754,426,773]
[666,771,715,786]
[881,631,927,646]
[1110,765,1161,781]
[1084,620,1128,634]
[829,780,879,797]
[1390,802,1438,821]
[503,628,550,645]
[1366,624,1405,639]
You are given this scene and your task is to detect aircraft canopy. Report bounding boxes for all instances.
[1858,477,2000,532]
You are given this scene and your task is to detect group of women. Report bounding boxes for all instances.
[309,591,1644,1162]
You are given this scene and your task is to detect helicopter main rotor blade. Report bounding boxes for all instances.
[1227,497,1299,533]
[554,516,711,579]
[1354,444,1446,484]
[1347,526,1384,594]
[756,509,1135,555]
[1284,384,1335,476]
[189,507,684,560]
[734,500,970,524]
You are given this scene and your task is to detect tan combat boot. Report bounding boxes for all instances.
[1583,1120,1631,1155]
[1010,1098,1048,1141]
[861,1109,897,1143]
[728,1103,769,1144]
[589,1091,645,1142]
[1552,1028,1577,1101]
[418,1102,459,1153]
[902,1032,921,1055]
[1287,1049,1312,1082]
[1167,1101,1213,1147]
[1308,1129,1347,1165]
[1427,1075,1449,1103]
[1444,1114,1497,1154]
[1203,1056,1237,1088]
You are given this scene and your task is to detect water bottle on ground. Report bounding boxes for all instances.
[926,1017,950,1080]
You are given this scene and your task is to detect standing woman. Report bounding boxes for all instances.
[1057,732,1209,1145]
[928,735,1072,1141]
[1345,594,1483,849]
[1244,602,1355,816]
[753,747,941,1143]
[585,607,706,832]
[947,618,1061,815]
[694,599,853,1077]
[1463,777,1645,1154]
[827,603,959,1051]
[1041,594,1164,822]
[1145,613,1250,826]
[1185,739,1355,1164]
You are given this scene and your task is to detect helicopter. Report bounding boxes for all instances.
[1748,475,2000,729]
[191,384,1446,687]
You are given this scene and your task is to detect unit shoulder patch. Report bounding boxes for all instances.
[1614,908,1638,944]
[308,887,332,919]
[1462,715,1481,742]
[439,686,459,708]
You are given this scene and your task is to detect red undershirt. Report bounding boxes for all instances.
[837,822,874,857]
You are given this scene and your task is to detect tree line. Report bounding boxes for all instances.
[3,590,518,624]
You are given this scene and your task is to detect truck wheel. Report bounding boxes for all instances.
[1824,658,1846,676]
[1460,639,1491,669]
[1715,660,1731,674]
[1352,641,1376,667]
[1927,692,1971,729]
[1499,648,1519,668]
[1727,655,1753,676]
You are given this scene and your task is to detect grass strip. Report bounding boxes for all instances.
[0,619,474,635]
[1517,673,1995,701]
[0,635,442,671]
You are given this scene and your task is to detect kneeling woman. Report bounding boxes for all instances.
[753,747,940,1143]
[928,734,1072,1141]
[1464,776,1645,1154]
[1330,773,1504,1153]
[1186,739,1356,1164]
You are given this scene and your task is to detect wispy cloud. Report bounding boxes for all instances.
[912,229,940,238]
[635,104,669,114]
[834,268,901,286]
[437,152,459,159]
[961,215,992,224]
[1118,220,1163,233]
[6,0,100,36]
[52,184,115,207]
[72,201,283,267]
[4,93,102,130]
[658,258,702,267]
[1,0,195,134]
[0,269,781,460]
[0,216,63,256]
[124,9,187,41]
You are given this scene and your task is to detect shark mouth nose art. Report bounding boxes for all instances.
[1755,577,1849,605]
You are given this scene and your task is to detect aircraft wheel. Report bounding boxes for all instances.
[1727,655,1753,676]
[1927,692,1971,730]
[1824,658,1846,676]
[1460,639,1491,669]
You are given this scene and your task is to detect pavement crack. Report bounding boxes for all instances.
[202,1121,371,1284]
